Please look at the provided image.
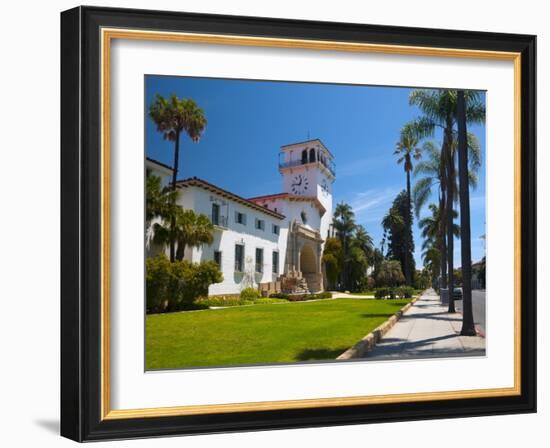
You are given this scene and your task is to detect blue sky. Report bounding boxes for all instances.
[145,75,486,267]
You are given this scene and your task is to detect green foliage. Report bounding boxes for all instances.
[146,175,180,225]
[196,295,289,308]
[374,287,395,299]
[153,207,215,261]
[269,293,290,300]
[327,205,374,292]
[382,191,415,282]
[357,276,375,293]
[146,255,173,312]
[396,286,415,298]
[376,260,405,287]
[322,237,343,290]
[149,93,207,143]
[146,255,223,313]
[240,287,260,300]
[373,286,414,299]
[285,292,333,302]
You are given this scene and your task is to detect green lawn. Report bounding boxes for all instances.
[146,298,410,369]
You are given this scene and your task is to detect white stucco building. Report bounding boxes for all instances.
[146,139,336,296]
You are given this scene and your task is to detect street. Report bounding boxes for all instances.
[454,289,486,336]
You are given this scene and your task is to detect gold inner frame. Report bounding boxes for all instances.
[100,28,522,420]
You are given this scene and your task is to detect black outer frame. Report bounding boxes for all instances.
[60,6,536,442]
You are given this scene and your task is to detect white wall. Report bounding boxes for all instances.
[0,1,546,448]
[179,185,287,293]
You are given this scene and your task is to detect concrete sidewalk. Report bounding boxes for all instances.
[362,290,485,360]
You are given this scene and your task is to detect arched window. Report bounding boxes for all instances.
[309,148,316,163]
[301,149,308,164]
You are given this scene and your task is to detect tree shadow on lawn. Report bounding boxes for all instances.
[295,347,349,361]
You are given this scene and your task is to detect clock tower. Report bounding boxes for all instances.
[278,139,335,241]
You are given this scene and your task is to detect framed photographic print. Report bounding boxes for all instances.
[60,6,536,442]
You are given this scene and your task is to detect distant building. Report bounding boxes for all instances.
[146,139,336,296]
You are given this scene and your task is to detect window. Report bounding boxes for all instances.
[211,203,220,225]
[235,211,247,225]
[272,224,280,235]
[309,148,316,163]
[301,149,308,164]
[300,210,308,224]
[255,248,264,273]
[272,251,279,274]
[255,218,265,231]
[213,250,222,267]
[234,244,244,272]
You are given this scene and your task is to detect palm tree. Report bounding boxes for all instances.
[149,94,207,261]
[353,225,374,263]
[422,244,441,287]
[410,89,485,311]
[418,203,459,287]
[153,208,214,261]
[394,122,422,285]
[457,90,476,335]
[333,202,356,290]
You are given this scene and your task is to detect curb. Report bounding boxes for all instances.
[336,297,419,360]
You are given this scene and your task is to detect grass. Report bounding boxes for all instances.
[146,298,410,369]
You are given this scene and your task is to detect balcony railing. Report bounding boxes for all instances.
[278,158,336,176]
[211,214,228,227]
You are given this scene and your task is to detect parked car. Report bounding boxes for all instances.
[453,287,463,300]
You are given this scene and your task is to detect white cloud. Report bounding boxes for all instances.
[346,187,400,223]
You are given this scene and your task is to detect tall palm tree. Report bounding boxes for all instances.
[457,90,476,335]
[410,89,485,311]
[353,225,374,263]
[149,94,207,261]
[394,122,422,285]
[413,137,480,291]
[333,202,356,290]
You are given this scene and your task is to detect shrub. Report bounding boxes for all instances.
[311,292,333,299]
[287,294,307,302]
[255,298,289,304]
[197,296,247,307]
[374,287,400,299]
[240,287,260,300]
[375,260,405,287]
[269,293,290,300]
[358,276,375,292]
[286,292,333,302]
[146,255,223,313]
[146,255,173,312]
[396,286,415,299]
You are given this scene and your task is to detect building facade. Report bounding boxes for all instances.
[146,139,335,296]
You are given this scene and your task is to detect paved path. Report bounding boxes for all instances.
[362,290,485,360]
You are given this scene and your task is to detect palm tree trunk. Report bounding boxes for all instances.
[405,168,412,285]
[439,160,448,292]
[446,122,456,313]
[169,129,181,262]
[457,91,476,335]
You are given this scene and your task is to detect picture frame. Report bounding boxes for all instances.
[60,5,536,442]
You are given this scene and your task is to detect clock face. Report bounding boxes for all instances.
[290,174,309,195]
[321,179,330,196]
